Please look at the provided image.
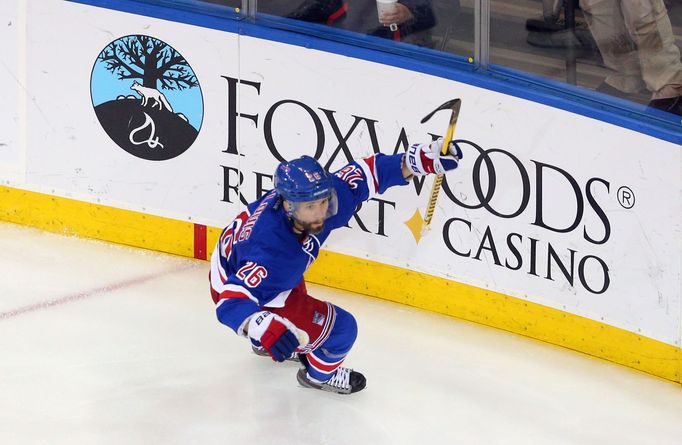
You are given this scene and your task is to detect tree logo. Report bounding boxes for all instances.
[90,35,203,161]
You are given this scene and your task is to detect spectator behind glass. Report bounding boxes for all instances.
[284,0,436,47]
[581,0,682,116]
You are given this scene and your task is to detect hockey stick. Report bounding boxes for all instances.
[420,98,462,231]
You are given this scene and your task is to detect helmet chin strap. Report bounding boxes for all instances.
[290,217,305,234]
[282,200,306,234]
[279,198,293,217]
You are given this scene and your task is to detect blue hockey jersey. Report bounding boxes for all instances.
[209,153,408,334]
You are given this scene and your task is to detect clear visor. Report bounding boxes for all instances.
[288,188,338,223]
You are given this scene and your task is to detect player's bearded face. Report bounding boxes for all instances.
[289,198,330,234]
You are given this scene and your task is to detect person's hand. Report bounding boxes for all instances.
[247,311,307,362]
[405,138,463,176]
[379,3,414,26]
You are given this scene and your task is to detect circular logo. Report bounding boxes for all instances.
[90,35,203,161]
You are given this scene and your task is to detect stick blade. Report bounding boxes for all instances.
[420,98,461,124]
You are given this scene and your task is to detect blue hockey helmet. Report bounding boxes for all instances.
[274,156,333,202]
[274,155,338,219]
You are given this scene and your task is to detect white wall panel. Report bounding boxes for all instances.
[3,0,680,347]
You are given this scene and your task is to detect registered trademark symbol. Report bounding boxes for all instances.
[617,186,635,209]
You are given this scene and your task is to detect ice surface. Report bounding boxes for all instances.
[0,221,681,444]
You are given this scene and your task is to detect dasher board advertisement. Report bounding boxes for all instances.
[4,0,680,348]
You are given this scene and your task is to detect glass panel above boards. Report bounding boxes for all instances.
[489,0,682,117]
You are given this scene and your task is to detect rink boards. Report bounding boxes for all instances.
[0,0,680,383]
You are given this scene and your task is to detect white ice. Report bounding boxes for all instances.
[0,221,681,444]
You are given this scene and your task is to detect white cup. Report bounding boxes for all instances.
[376,0,399,31]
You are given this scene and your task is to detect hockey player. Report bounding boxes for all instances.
[209,139,463,394]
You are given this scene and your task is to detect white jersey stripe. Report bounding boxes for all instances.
[263,289,292,308]
[357,157,378,199]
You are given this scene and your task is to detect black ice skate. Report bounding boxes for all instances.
[251,344,300,362]
[296,366,367,394]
